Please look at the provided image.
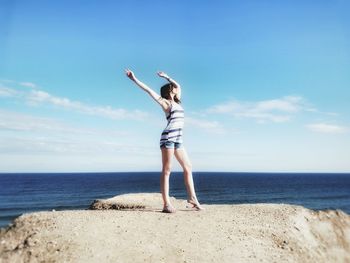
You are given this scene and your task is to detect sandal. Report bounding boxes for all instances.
[162,204,176,213]
[186,199,205,211]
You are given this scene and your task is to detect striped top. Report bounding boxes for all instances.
[160,101,185,145]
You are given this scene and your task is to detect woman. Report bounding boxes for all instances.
[125,69,204,213]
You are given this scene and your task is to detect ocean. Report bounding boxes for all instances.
[0,172,349,229]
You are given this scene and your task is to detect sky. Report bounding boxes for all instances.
[0,0,349,172]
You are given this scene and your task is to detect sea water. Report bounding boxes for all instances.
[1,172,349,228]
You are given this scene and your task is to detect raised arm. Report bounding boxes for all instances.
[157,71,181,100]
[125,68,170,111]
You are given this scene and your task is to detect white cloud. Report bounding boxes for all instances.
[20,82,37,88]
[0,110,126,136]
[306,123,348,134]
[0,79,37,89]
[255,96,302,112]
[0,110,155,156]
[26,90,149,121]
[0,86,20,97]
[186,116,228,134]
[0,110,69,132]
[325,112,339,116]
[206,96,310,123]
[0,79,15,84]
[0,135,154,155]
[0,83,150,121]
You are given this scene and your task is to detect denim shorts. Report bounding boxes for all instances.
[160,141,183,149]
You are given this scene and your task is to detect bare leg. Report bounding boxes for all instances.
[174,146,204,210]
[160,147,176,212]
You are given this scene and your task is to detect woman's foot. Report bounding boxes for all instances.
[187,198,205,211]
[162,204,176,213]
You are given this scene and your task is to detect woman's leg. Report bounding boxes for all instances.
[174,146,203,209]
[160,146,175,210]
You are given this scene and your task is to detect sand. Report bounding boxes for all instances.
[1,193,350,263]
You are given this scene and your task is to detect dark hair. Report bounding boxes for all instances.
[160,83,181,104]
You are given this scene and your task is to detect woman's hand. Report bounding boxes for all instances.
[157,71,169,79]
[125,68,136,81]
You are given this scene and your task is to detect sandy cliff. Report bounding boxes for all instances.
[1,193,349,263]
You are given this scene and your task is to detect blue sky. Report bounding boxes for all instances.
[0,0,349,172]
